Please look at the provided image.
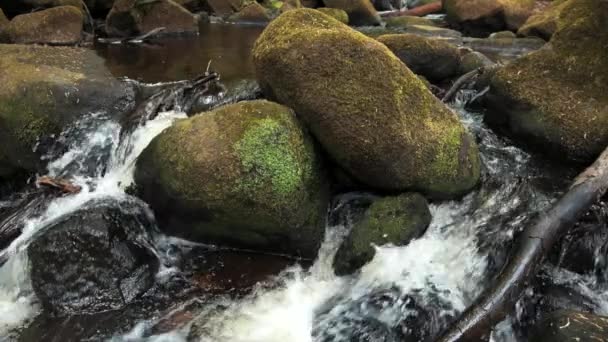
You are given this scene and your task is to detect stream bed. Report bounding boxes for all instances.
[1,24,607,342]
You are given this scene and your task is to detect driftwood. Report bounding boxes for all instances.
[380,1,442,18]
[97,27,167,44]
[442,68,483,103]
[36,176,82,194]
[435,146,608,341]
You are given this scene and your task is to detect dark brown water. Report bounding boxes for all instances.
[95,24,264,83]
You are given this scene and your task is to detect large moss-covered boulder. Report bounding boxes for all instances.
[377,33,462,82]
[134,100,328,258]
[485,0,608,163]
[333,193,431,275]
[0,44,133,180]
[444,0,535,36]
[4,6,83,44]
[323,0,380,26]
[531,310,608,342]
[253,9,480,198]
[316,7,348,24]
[106,0,198,37]
[517,0,569,40]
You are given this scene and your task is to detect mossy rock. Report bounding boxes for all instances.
[485,0,608,163]
[4,6,83,44]
[517,0,569,40]
[531,310,608,341]
[444,0,535,36]
[227,2,271,22]
[405,24,463,38]
[0,44,133,180]
[253,9,480,198]
[384,15,436,29]
[323,0,380,26]
[333,193,431,275]
[489,30,516,38]
[460,51,494,74]
[316,7,348,24]
[377,33,461,82]
[106,0,198,37]
[0,8,9,28]
[134,100,329,258]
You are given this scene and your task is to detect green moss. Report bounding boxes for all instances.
[316,8,348,24]
[384,15,436,29]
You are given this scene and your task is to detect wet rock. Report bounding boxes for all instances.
[460,51,494,74]
[302,0,319,7]
[485,0,608,163]
[3,6,83,44]
[106,0,199,37]
[489,30,517,39]
[227,2,271,23]
[407,0,437,9]
[317,7,349,24]
[444,0,535,36]
[323,0,380,26]
[279,0,302,12]
[253,9,480,199]
[377,33,461,82]
[27,201,159,315]
[203,0,243,16]
[405,24,463,38]
[0,44,134,181]
[531,310,608,341]
[384,15,437,29]
[333,193,431,275]
[135,100,328,258]
[517,0,569,40]
[0,8,8,28]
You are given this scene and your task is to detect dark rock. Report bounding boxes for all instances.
[333,193,431,275]
[531,310,608,341]
[106,0,199,37]
[323,0,380,26]
[227,2,271,23]
[460,51,494,74]
[444,0,535,36]
[4,6,84,44]
[203,0,243,16]
[28,200,159,315]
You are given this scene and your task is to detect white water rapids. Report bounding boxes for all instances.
[0,91,607,342]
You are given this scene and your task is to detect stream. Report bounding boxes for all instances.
[1,25,607,342]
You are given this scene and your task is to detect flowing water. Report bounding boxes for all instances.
[1,27,608,342]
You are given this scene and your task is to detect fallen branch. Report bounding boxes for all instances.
[380,1,442,18]
[442,68,482,103]
[37,176,82,194]
[435,146,608,342]
[97,27,166,44]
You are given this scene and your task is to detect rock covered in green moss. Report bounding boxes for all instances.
[134,100,328,258]
[0,9,8,28]
[460,50,494,74]
[0,44,133,180]
[333,193,431,275]
[253,9,480,198]
[316,7,348,24]
[228,2,271,22]
[531,310,608,342]
[106,0,198,37]
[444,0,535,36]
[323,0,380,26]
[377,33,461,82]
[486,0,608,162]
[384,15,436,29]
[4,6,83,44]
[517,0,569,40]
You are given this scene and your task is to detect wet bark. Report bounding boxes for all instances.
[436,146,608,341]
[37,176,82,194]
[380,1,442,18]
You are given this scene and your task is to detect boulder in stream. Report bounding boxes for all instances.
[485,0,608,163]
[322,0,380,26]
[0,8,8,29]
[135,100,328,258]
[3,6,84,44]
[443,0,535,36]
[377,33,462,83]
[316,7,349,24]
[0,44,134,181]
[333,193,431,275]
[227,2,271,23]
[517,0,570,40]
[531,310,608,342]
[384,15,437,29]
[253,9,480,199]
[106,0,199,37]
[28,201,159,315]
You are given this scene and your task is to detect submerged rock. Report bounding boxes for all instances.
[517,0,569,40]
[531,310,608,341]
[253,9,480,198]
[317,7,349,24]
[3,6,84,44]
[485,0,608,163]
[377,33,461,82]
[0,44,133,181]
[444,0,535,36]
[323,0,380,26]
[28,201,159,315]
[106,0,199,37]
[135,100,328,258]
[333,193,431,275]
[227,2,271,23]
[384,15,437,29]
